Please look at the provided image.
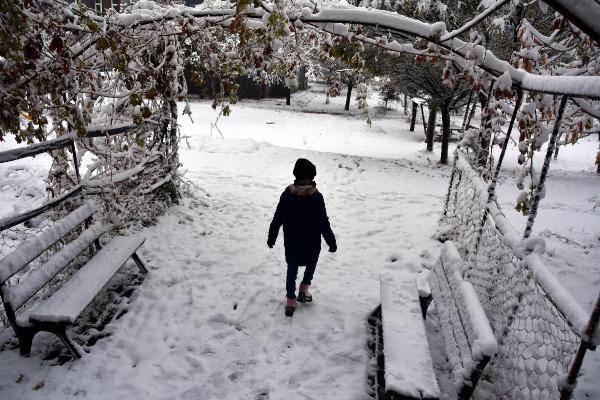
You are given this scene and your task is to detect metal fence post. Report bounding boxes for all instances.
[523,95,568,239]
[474,89,523,253]
[560,293,600,400]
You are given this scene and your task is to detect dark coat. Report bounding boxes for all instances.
[268,182,336,266]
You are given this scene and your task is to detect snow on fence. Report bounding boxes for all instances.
[439,149,598,400]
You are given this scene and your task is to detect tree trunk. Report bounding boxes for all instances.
[403,94,408,115]
[597,132,600,174]
[344,82,353,111]
[420,104,427,135]
[441,103,451,164]
[426,104,438,152]
[285,88,291,105]
[409,101,418,131]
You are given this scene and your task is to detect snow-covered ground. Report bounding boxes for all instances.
[0,86,598,399]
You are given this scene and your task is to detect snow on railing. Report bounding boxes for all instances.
[440,149,596,399]
[0,125,135,165]
[0,135,76,164]
[0,123,160,232]
[82,154,160,188]
[0,185,83,232]
[0,123,166,334]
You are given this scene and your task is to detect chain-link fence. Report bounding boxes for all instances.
[439,149,589,400]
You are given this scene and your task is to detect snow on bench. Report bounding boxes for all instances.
[373,241,497,400]
[378,270,441,400]
[0,202,148,358]
[4,222,109,312]
[27,235,146,325]
[424,241,498,400]
[0,202,96,283]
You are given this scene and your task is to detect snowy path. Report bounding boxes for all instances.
[131,139,448,399]
[1,94,598,399]
[0,115,448,399]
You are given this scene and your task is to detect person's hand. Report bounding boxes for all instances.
[328,244,337,253]
[267,241,274,249]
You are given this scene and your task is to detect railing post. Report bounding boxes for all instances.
[442,150,460,218]
[478,84,496,170]
[523,95,568,239]
[70,140,80,183]
[560,292,600,400]
[475,84,494,170]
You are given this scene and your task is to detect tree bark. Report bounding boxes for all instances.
[426,104,437,152]
[403,94,408,115]
[409,101,418,131]
[420,104,427,135]
[344,82,353,111]
[597,132,600,174]
[285,88,291,105]
[441,103,451,164]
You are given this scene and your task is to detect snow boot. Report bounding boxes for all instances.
[297,283,312,303]
[285,298,297,317]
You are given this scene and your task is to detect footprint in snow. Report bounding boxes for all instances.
[386,253,402,263]
[252,389,270,400]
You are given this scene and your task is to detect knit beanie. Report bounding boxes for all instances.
[293,158,317,180]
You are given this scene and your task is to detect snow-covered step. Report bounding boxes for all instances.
[380,270,441,400]
[27,235,146,325]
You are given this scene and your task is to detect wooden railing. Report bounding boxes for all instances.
[0,125,134,232]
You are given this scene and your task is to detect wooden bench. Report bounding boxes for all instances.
[0,201,148,358]
[373,241,497,400]
[373,270,441,400]
[423,241,498,399]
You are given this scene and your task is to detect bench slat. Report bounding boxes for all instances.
[428,258,472,373]
[0,202,96,283]
[380,271,441,399]
[27,235,145,325]
[428,241,498,399]
[441,243,498,361]
[3,223,109,311]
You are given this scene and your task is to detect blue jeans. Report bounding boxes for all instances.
[286,263,317,299]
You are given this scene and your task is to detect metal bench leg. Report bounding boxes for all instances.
[131,252,149,273]
[17,329,36,356]
[419,295,433,319]
[56,330,82,359]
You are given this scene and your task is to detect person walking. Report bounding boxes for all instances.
[267,158,337,317]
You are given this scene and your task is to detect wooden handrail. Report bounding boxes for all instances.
[0,185,83,232]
